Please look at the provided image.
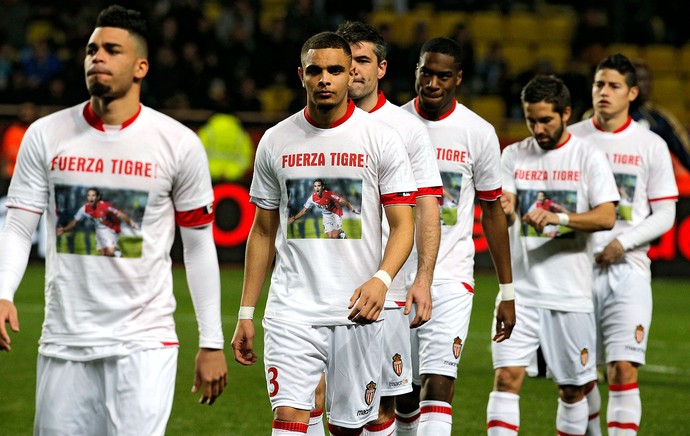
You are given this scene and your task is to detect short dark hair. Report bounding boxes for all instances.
[336,21,387,64]
[521,75,571,115]
[95,5,148,57]
[301,32,351,65]
[87,187,102,200]
[419,37,463,69]
[313,178,326,189]
[595,53,637,88]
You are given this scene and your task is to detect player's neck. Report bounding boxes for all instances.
[594,111,629,133]
[354,89,380,113]
[306,100,348,128]
[90,93,141,126]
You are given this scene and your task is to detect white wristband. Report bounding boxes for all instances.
[373,270,392,289]
[556,213,570,226]
[499,283,515,301]
[238,306,255,320]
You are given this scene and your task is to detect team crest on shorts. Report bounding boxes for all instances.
[452,337,463,359]
[364,381,377,406]
[580,348,589,366]
[392,353,403,377]
[635,325,645,344]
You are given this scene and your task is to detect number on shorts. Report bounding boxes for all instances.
[267,366,280,397]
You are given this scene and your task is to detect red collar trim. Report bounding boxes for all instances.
[83,102,142,132]
[414,97,456,121]
[554,133,572,149]
[369,91,387,113]
[304,99,356,128]
[592,115,632,133]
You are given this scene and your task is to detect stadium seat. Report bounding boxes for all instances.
[391,11,434,47]
[534,43,571,72]
[679,44,690,74]
[541,14,576,43]
[606,43,641,60]
[259,87,294,114]
[434,11,470,38]
[469,95,506,128]
[643,44,678,75]
[469,11,504,45]
[650,73,684,105]
[502,43,535,75]
[504,12,539,45]
[503,119,531,142]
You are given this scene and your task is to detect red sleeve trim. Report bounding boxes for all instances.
[416,186,443,199]
[381,191,416,206]
[160,341,179,347]
[649,196,678,202]
[175,204,214,227]
[477,187,502,201]
[462,282,475,294]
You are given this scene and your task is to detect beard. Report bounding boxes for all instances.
[535,122,565,150]
[87,81,111,97]
[314,101,337,113]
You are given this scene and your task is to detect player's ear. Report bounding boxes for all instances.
[298,67,305,88]
[562,106,572,124]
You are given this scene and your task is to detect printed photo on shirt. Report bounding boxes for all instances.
[614,173,637,221]
[286,178,362,239]
[518,189,577,238]
[55,184,147,257]
[439,171,463,226]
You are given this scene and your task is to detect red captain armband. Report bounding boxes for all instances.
[381,191,416,206]
[175,203,214,227]
[477,187,503,201]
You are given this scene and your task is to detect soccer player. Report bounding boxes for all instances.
[288,178,359,239]
[331,21,442,436]
[570,54,678,436]
[230,32,417,436]
[0,6,227,435]
[395,37,516,436]
[57,187,138,256]
[486,75,619,436]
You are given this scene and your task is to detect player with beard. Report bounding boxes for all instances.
[394,37,515,436]
[0,6,227,435]
[487,75,618,435]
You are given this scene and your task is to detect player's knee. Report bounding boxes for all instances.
[372,395,396,422]
[493,367,525,394]
[607,360,638,385]
[274,406,310,424]
[395,386,420,414]
[420,374,455,403]
[558,384,586,403]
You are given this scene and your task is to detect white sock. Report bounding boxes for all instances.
[307,409,325,436]
[418,400,452,436]
[607,383,641,435]
[585,383,602,436]
[557,398,588,436]
[487,391,520,435]
[395,408,420,436]
[363,417,395,435]
[273,419,308,435]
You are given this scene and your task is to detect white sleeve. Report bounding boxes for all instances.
[616,200,676,251]
[179,225,224,349]
[500,144,517,195]
[0,208,41,301]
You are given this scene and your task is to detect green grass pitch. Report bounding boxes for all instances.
[1,264,688,434]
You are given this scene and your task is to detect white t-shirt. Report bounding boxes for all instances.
[502,133,619,312]
[569,117,679,271]
[402,98,502,292]
[371,93,442,304]
[6,102,217,355]
[251,101,417,325]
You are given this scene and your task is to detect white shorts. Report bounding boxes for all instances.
[322,213,343,233]
[491,302,597,386]
[95,226,118,250]
[263,318,383,428]
[410,285,473,384]
[593,262,652,366]
[34,347,177,436]
[380,307,412,396]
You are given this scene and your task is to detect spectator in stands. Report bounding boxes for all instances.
[0,102,39,195]
[197,113,254,183]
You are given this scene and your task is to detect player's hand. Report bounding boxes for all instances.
[348,278,387,324]
[500,195,514,217]
[595,239,625,269]
[493,300,515,342]
[231,320,258,365]
[523,209,557,233]
[192,348,228,405]
[405,280,432,328]
[56,226,65,237]
[287,216,296,224]
[352,209,360,215]
[0,299,19,352]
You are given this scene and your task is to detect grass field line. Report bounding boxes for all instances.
[642,364,690,376]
